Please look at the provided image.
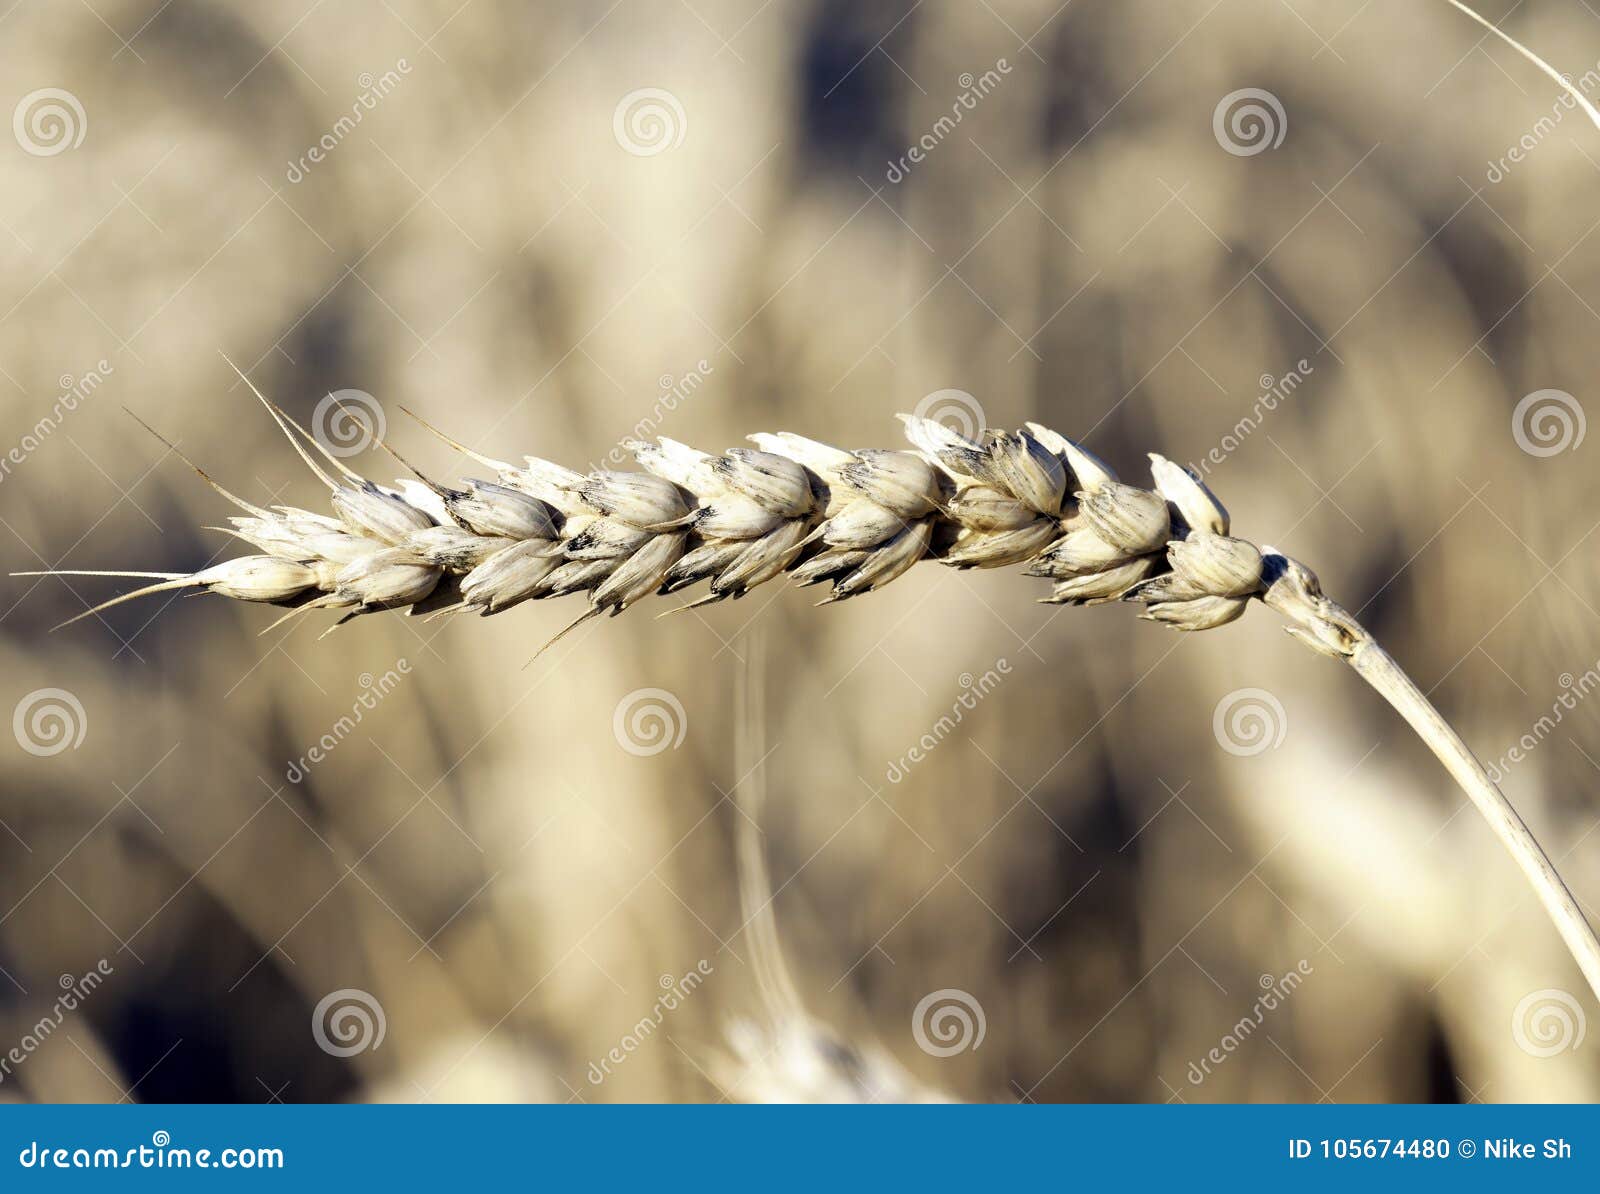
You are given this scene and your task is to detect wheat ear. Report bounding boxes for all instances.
[18,373,1600,1004]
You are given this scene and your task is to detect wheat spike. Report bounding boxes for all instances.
[17,377,1600,1008]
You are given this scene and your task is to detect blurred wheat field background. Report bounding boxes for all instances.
[3,0,1600,1103]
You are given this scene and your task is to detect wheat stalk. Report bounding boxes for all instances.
[17,362,1600,1006]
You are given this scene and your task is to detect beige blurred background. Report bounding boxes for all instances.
[2,0,1600,1103]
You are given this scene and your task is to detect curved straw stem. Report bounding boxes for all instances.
[1348,639,1600,1002]
[1260,556,1600,1003]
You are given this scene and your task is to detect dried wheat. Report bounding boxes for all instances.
[16,366,1600,1007]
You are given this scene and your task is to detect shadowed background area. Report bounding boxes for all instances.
[2,0,1600,1103]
